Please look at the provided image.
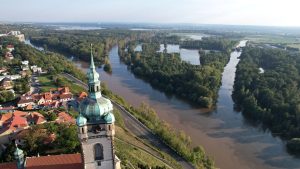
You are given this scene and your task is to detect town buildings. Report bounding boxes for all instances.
[17,87,73,109]
[0,45,121,169]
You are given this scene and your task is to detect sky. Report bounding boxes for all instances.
[1,0,300,27]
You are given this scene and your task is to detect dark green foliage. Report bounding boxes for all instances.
[55,124,80,153]
[103,62,112,73]
[14,76,30,94]
[0,90,15,102]
[287,138,300,154]
[120,42,231,108]
[232,47,300,152]
[13,43,86,81]
[0,142,17,163]
[180,37,237,52]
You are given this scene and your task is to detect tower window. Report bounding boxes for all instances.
[81,127,84,134]
[90,85,95,92]
[108,125,111,131]
[94,143,104,160]
[97,86,99,92]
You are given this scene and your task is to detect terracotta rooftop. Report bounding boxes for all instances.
[56,112,75,124]
[0,112,13,122]
[0,162,17,169]
[0,154,83,169]
[26,154,83,169]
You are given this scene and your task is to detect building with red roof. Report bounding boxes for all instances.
[0,153,83,169]
[55,112,75,124]
[18,87,73,109]
[0,111,46,139]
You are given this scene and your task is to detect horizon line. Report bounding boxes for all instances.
[1,21,300,29]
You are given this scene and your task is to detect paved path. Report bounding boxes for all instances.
[61,73,195,169]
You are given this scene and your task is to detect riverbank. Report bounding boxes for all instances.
[28,39,300,169]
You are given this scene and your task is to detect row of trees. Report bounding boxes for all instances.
[232,47,300,153]
[13,43,86,81]
[180,37,237,52]
[118,41,234,108]
[27,29,154,64]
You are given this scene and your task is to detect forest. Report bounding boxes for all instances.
[232,47,300,153]
[27,29,153,64]
[118,38,236,108]
[180,37,237,52]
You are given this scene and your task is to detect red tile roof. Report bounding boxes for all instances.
[0,112,13,122]
[56,112,75,124]
[13,111,28,117]
[0,162,17,169]
[27,112,46,124]
[59,93,72,99]
[26,154,83,169]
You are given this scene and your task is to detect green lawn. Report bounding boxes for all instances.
[246,34,300,44]
[38,74,86,94]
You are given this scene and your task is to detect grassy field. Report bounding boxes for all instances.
[114,109,182,169]
[38,74,86,94]
[246,34,300,44]
[287,43,300,50]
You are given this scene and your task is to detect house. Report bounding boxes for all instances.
[17,99,35,108]
[30,65,42,73]
[6,45,14,52]
[0,77,13,90]
[0,113,29,133]
[0,153,83,169]
[5,52,14,60]
[26,112,46,125]
[19,70,28,77]
[0,111,46,136]
[0,106,15,114]
[0,75,21,81]
[17,87,73,109]
[55,112,75,124]
[21,61,29,71]
[6,31,25,42]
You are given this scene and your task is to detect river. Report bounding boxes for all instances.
[135,44,200,65]
[26,40,300,169]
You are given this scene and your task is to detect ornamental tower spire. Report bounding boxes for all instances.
[87,44,101,99]
[14,144,25,169]
[90,44,95,69]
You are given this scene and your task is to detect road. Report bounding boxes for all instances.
[29,74,40,94]
[61,73,195,169]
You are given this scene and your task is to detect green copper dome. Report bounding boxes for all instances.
[79,98,103,122]
[78,44,114,124]
[76,114,87,126]
[104,112,115,123]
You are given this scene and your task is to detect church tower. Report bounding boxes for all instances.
[14,144,25,169]
[76,44,119,169]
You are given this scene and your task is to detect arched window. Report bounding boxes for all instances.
[81,127,84,134]
[94,143,104,160]
[90,85,95,92]
[96,86,99,92]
